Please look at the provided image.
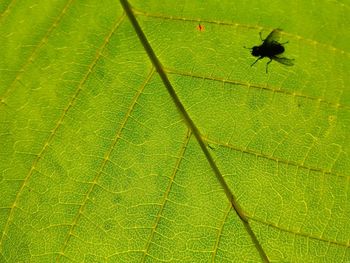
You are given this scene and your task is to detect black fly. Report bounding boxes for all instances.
[245,28,294,73]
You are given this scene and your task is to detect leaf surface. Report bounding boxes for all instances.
[0,0,349,262]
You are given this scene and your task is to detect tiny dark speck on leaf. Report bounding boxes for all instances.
[208,143,215,150]
[197,23,204,31]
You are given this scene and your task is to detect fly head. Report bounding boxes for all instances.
[251,46,260,57]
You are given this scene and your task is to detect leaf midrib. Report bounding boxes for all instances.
[120,0,270,262]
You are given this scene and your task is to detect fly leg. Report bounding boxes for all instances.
[251,57,262,67]
[265,59,272,73]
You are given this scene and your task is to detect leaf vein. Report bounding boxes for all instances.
[0,11,126,252]
[0,0,75,103]
[57,67,154,260]
[211,204,231,262]
[133,9,349,56]
[141,129,192,262]
[249,216,350,248]
[166,69,348,110]
[0,0,16,23]
[204,137,349,179]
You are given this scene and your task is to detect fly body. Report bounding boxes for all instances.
[245,28,294,73]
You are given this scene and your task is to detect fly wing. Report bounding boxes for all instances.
[273,56,294,66]
[264,28,282,43]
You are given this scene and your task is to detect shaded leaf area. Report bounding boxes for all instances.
[0,0,349,262]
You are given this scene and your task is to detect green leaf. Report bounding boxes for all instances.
[0,0,349,262]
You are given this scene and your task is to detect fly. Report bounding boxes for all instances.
[245,28,294,73]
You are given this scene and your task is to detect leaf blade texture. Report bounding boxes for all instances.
[0,0,349,262]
